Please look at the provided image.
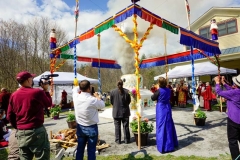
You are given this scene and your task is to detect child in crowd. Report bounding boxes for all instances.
[0,109,11,141]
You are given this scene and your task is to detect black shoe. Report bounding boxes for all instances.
[115,141,121,144]
[124,140,130,144]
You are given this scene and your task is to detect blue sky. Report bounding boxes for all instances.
[72,0,109,11]
[41,0,110,11]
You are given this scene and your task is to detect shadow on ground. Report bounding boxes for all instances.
[122,149,154,160]
[44,123,57,127]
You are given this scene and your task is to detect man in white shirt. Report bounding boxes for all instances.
[72,80,105,160]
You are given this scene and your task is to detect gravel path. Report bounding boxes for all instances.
[44,107,229,158]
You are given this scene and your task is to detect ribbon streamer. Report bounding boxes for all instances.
[112,25,134,45]
[55,60,67,71]
[98,34,102,94]
[139,23,154,47]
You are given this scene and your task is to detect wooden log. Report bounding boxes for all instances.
[96,143,110,150]
[49,139,77,145]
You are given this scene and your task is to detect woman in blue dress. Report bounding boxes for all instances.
[151,77,178,153]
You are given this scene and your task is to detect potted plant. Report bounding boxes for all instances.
[194,109,207,126]
[52,111,59,120]
[130,117,154,146]
[67,111,77,129]
[50,105,61,119]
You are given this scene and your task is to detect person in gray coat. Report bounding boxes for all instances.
[110,79,131,144]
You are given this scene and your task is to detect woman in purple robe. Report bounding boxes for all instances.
[151,77,178,153]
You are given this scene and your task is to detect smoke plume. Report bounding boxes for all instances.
[114,27,140,74]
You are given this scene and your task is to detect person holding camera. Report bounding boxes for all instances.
[39,79,51,117]
[72,80,105,160]
[214,75,240,160]
[7,71,52,160]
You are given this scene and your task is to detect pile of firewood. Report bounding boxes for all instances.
[50,129,77,148]
[50,128,110,150]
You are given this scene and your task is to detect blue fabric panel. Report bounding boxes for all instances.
[180,28,221,54]
[50,53,60,58]
[140,60,165,68]
[167,52,215,64]
[114,6,142,24]
[92,62,121,69]
[69,39,80,48]
[50,43,56,49]
[139,52,215,69]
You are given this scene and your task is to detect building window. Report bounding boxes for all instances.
[218,23,227,36]
[199,27,210,39]
[227,20,237,34]
[199,19,237,39]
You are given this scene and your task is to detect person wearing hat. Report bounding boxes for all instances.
[214,75,240,160]
[7,71,52,160]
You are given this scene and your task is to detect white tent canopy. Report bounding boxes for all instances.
[154,62,237,80]
[33,71,99,84]
[33,71,99,104]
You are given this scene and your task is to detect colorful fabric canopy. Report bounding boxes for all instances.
[180,28,221,54]
[140,49,216,68]
[59,49,216,69]
[60,53,120,69]
[51,3,221,70]
[52,4,185,55]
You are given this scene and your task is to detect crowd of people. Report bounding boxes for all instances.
[0,70,240,160]
[151,79,219,111]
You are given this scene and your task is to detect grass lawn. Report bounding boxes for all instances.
[0,149,231,160]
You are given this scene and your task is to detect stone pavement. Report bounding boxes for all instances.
[44,107,230,158]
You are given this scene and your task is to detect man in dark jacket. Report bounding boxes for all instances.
[110,79,131,144]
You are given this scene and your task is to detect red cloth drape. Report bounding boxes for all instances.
[141,9,162,27]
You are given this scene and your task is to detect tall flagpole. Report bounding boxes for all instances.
[184,0,196,112]
[164,32,168,82]
[73,0,79,86]
[98,34,102,94]
[185,0,191,30]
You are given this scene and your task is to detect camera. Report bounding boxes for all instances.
[38,74,59,86]
[91,86,95,95]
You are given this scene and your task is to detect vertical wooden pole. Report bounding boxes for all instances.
[133,13,141,150]
[164,32,168,83]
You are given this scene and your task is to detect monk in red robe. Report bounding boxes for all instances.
[202,82,212,111]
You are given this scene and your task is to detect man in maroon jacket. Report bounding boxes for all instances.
[7,71,52,160]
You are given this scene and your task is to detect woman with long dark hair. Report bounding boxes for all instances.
[151,77,178,153]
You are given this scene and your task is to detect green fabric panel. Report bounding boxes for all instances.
[60,45,70,52]
[94,19,115,34]
[162,21,179,34]
[61,54,74,59]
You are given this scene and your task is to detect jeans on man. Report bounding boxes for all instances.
[16,126,50,160]
[227,118,240,160]
[76,124,98,160]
